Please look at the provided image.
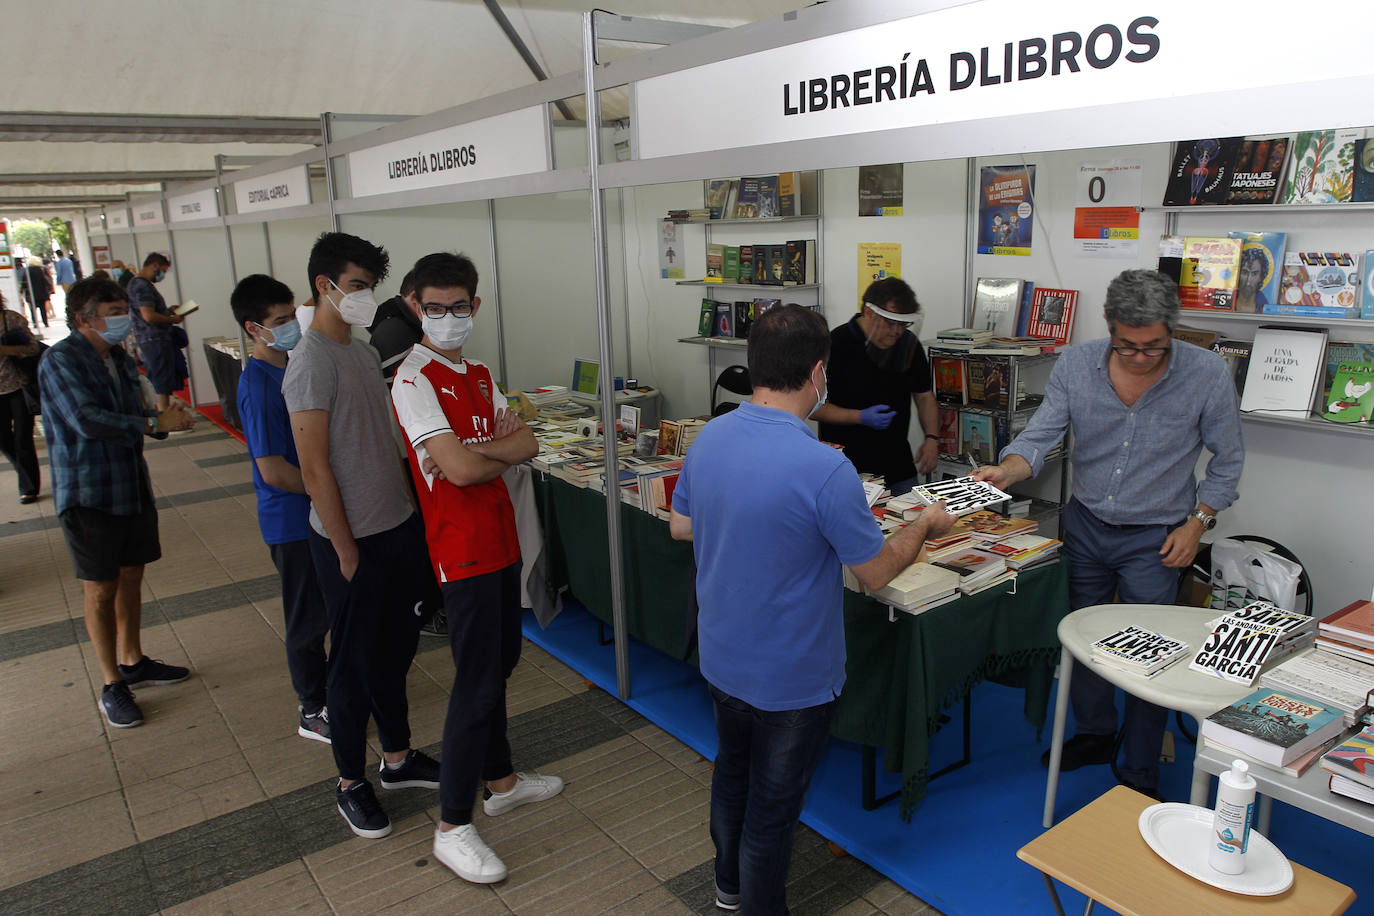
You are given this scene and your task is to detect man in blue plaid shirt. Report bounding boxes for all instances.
[39,277,197,729]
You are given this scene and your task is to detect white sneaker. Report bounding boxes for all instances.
[483,772,565,817]
[433,824,507,884]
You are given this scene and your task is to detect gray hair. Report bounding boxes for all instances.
[1103,269,1181,332]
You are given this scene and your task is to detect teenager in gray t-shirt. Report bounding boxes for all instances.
[283,233,440,841]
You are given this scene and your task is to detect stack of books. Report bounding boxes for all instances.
[866,562,962,613]
[1201,686,1347,768]
[1320,726,1374,805]
[932,550,1013,596]
[930,328,995,349]
[1090,625,1190,678]
[968,336,1060,356]
[1258,648,1374,727]
[1188,601,1318,686]
[972,533,1062,570]
[1317,599,1374,665]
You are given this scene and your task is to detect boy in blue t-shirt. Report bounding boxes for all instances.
[231,274,331,744]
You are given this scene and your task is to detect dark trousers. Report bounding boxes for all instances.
[439,561,522,825]
[0,390,39,497]
[308,514,428,780]
[1062,498,1184,788]
[269,539,330,715]
[709,684,834,916]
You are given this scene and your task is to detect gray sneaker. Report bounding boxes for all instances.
[483,772,564,816]
[298,706,331,744]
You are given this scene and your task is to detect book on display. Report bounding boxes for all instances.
[970,278,1024,337]
[1200,687,1345,766]
[1224,136,1290,204]
[1320,362,1374,424]
[1321,600,1374,647]
[1270,251,1362,318]
[1227,231,1286,314]
[1178,236,1242,311]
[1024,288,1077,345]
[1258,648,1374,725]
[867,561,962,609]
[1189,601,1317,685]
[1239,326,1328,418]
[1320,726,1374,790]
[1091,625,1190,677]
[1162,137,1243,206]
[1329,774,1374,805]
[1204,732,1340,778]
[1282,129,1360,204]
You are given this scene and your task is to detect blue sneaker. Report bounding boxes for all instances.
[100,681,143,728]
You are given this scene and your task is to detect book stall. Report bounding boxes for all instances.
[66,1,1374,908]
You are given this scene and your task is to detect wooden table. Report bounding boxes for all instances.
[1018,785,1357,916]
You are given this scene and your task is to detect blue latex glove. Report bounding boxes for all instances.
[859,404,896,429]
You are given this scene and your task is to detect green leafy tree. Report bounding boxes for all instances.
[9,218,71,257]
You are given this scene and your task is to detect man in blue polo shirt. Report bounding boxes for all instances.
[231,274,331,744]
[670,304,955,915]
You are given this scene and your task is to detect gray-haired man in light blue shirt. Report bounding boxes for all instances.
[974,268,1243,797]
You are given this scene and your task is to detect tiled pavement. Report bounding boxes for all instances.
[0,421,943,915]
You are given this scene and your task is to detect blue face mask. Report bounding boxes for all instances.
[261,318,301,352]
[98,313,132,345]
[152,270,166,283]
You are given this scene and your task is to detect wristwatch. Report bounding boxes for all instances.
[924,433,938,441]
[1191,508,1217,530]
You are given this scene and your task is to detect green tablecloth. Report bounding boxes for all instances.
[533,474,1070,819]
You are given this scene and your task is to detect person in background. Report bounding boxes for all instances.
[973,269,1244,799]
[38,277,196,728]
[391,252,562,884]
[54,249,76,292]
[670,304,955,914]
[126,253,187,411]
[0,292,42,504]
[283,231,438,839]
[24,256,53,328]
[813,277,938,495]
[368,269,418,384]
[230,274,331,745]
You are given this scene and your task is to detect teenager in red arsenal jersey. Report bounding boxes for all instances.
[390,253,563,885]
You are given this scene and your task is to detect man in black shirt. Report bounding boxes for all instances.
[367,271,417,384]
[814,277,937,494]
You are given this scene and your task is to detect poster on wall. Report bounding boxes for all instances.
[857,242,901,309]
[1073,159,1142,259]
[977,165,1035,256]
[658,220,683,279]
[92,245,112,270]
[858,164,904,216]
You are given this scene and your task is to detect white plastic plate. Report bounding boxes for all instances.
[1137,802,1294,896]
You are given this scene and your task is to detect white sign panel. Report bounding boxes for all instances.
[1072,159,1143,259]
[86,212,104,233]
[234,165,311,214]
[348,106,550,198]
[132,200,164,228]
[635,3,1374,160]
[106,207,130,231]
[168,188,219,223]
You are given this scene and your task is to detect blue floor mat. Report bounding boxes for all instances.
[524,604,1374,914]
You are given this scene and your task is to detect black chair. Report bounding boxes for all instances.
[711,365,752,416]
[1188,534,1314,616]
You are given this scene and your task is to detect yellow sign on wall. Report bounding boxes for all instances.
[857,242,901,310]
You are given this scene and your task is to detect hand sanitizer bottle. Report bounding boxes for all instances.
[1209,759,1256,874]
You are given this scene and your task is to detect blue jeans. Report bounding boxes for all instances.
[1062,498,1184,788]
[709,684,833,916]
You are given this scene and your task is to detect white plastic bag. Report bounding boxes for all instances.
[1208,538,1302,612]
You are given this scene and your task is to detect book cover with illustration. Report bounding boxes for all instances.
[970,277,1024,336]
[1282,129,1360,204]
[1354,139,1374,203]
[976,165,1035,255]
[1025,287,1078,345]
[1320,726,1374,789]
[1178,236,1242,311]
[705,243,724,282]
[858,163,904,216]
[1225,136,1290,204]
[705,179,733,220]
[965,356,1012,409]
[1271,252,1362,317]
[932,357,967,405]
[1226,231,1286,313]
[714,302,734,338]
[1321,341,1374,406]
[755,175,780,219]
[958,409,996,466]
[1214,339,1252,399]
[936,406,960,455]
[1162,137,1243,206]
[698,299,716,337]
[737,245,753,285]
[1203,687,1345,765]
[733,176,762,218]
[1321,362,1374,423]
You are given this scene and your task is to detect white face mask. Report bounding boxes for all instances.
[329,280,378,327]
[423,313,472,349]
[296,304,316,331]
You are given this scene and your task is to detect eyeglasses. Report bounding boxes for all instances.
[421,302,473,319]
[1111,345,1170,358]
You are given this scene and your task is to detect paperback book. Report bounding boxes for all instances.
[970,278,1024,337]
[1179,236,1242,311]
[1163,137,1243,206]
[1259,649,1374,725]
[1355,139,1374,203]
[1091,625,1190,678]
[1271,252,1362,317]
[936,406,960,456]
[1320,599,1374,648]
[1320,726,1374,789]
[932,357,967,405]
[1024,288,1077,345]
[1224,137,1290,204]
[959,410,996,466]
[906,476,1012,516]
[1240,326,1328,418]
[1320,362,1374,423]
[1227,231,1286,314]
[1282,129,1360,204]
[867,561,961,609]
[1189,601,1318,685]
[1201,687,1346,766]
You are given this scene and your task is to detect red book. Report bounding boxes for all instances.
[1025,288,1078,346]
[1320,599,1374,648]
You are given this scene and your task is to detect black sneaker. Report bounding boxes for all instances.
[379,749,441,790]
[336,779,392,839]
[298,706,331,744]
[419,609,447,637]
[101,681,143,728]
[118,656,190,687]
[1040,732,1117,771]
